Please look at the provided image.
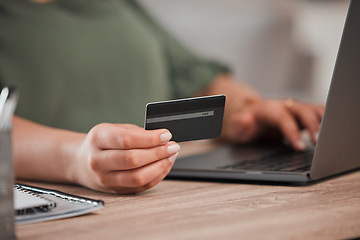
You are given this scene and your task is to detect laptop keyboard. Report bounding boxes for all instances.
[218,149,314,172]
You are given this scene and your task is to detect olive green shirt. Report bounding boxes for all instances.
[0,0,228,132]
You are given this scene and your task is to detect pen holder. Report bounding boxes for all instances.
[0,128,16,239]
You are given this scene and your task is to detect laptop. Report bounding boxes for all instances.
[168,0,360,183]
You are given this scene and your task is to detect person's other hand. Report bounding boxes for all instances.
[70,123,179,194]
[222,99,325,151]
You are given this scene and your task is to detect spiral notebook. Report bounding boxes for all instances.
[14,183,104,224]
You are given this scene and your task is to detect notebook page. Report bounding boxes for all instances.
[14,188,52,210]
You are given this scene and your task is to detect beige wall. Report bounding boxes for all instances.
[140,0,350,102]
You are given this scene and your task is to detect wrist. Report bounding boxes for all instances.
[58,131,87,184]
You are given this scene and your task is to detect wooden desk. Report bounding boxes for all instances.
[16,170,360,240]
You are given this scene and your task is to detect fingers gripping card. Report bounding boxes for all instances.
[145,95,226,142]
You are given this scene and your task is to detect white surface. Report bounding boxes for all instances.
[14,188,51,210]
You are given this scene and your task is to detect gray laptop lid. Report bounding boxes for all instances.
[310,0,360,180]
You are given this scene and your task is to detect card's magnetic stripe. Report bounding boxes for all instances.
[146,111,214,124]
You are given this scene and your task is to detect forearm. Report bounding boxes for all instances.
[196,73,261,101]
[12,116,85,183]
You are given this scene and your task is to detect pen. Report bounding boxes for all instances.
[0,87,19,130]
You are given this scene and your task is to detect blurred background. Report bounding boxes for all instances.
[140,0,350,103]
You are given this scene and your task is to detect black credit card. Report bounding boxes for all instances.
[145,95,226,142]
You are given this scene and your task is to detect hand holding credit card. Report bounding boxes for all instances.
[145,95,226,142]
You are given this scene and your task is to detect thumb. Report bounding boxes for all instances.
[235,112,258,142]
[224,112,258,142]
